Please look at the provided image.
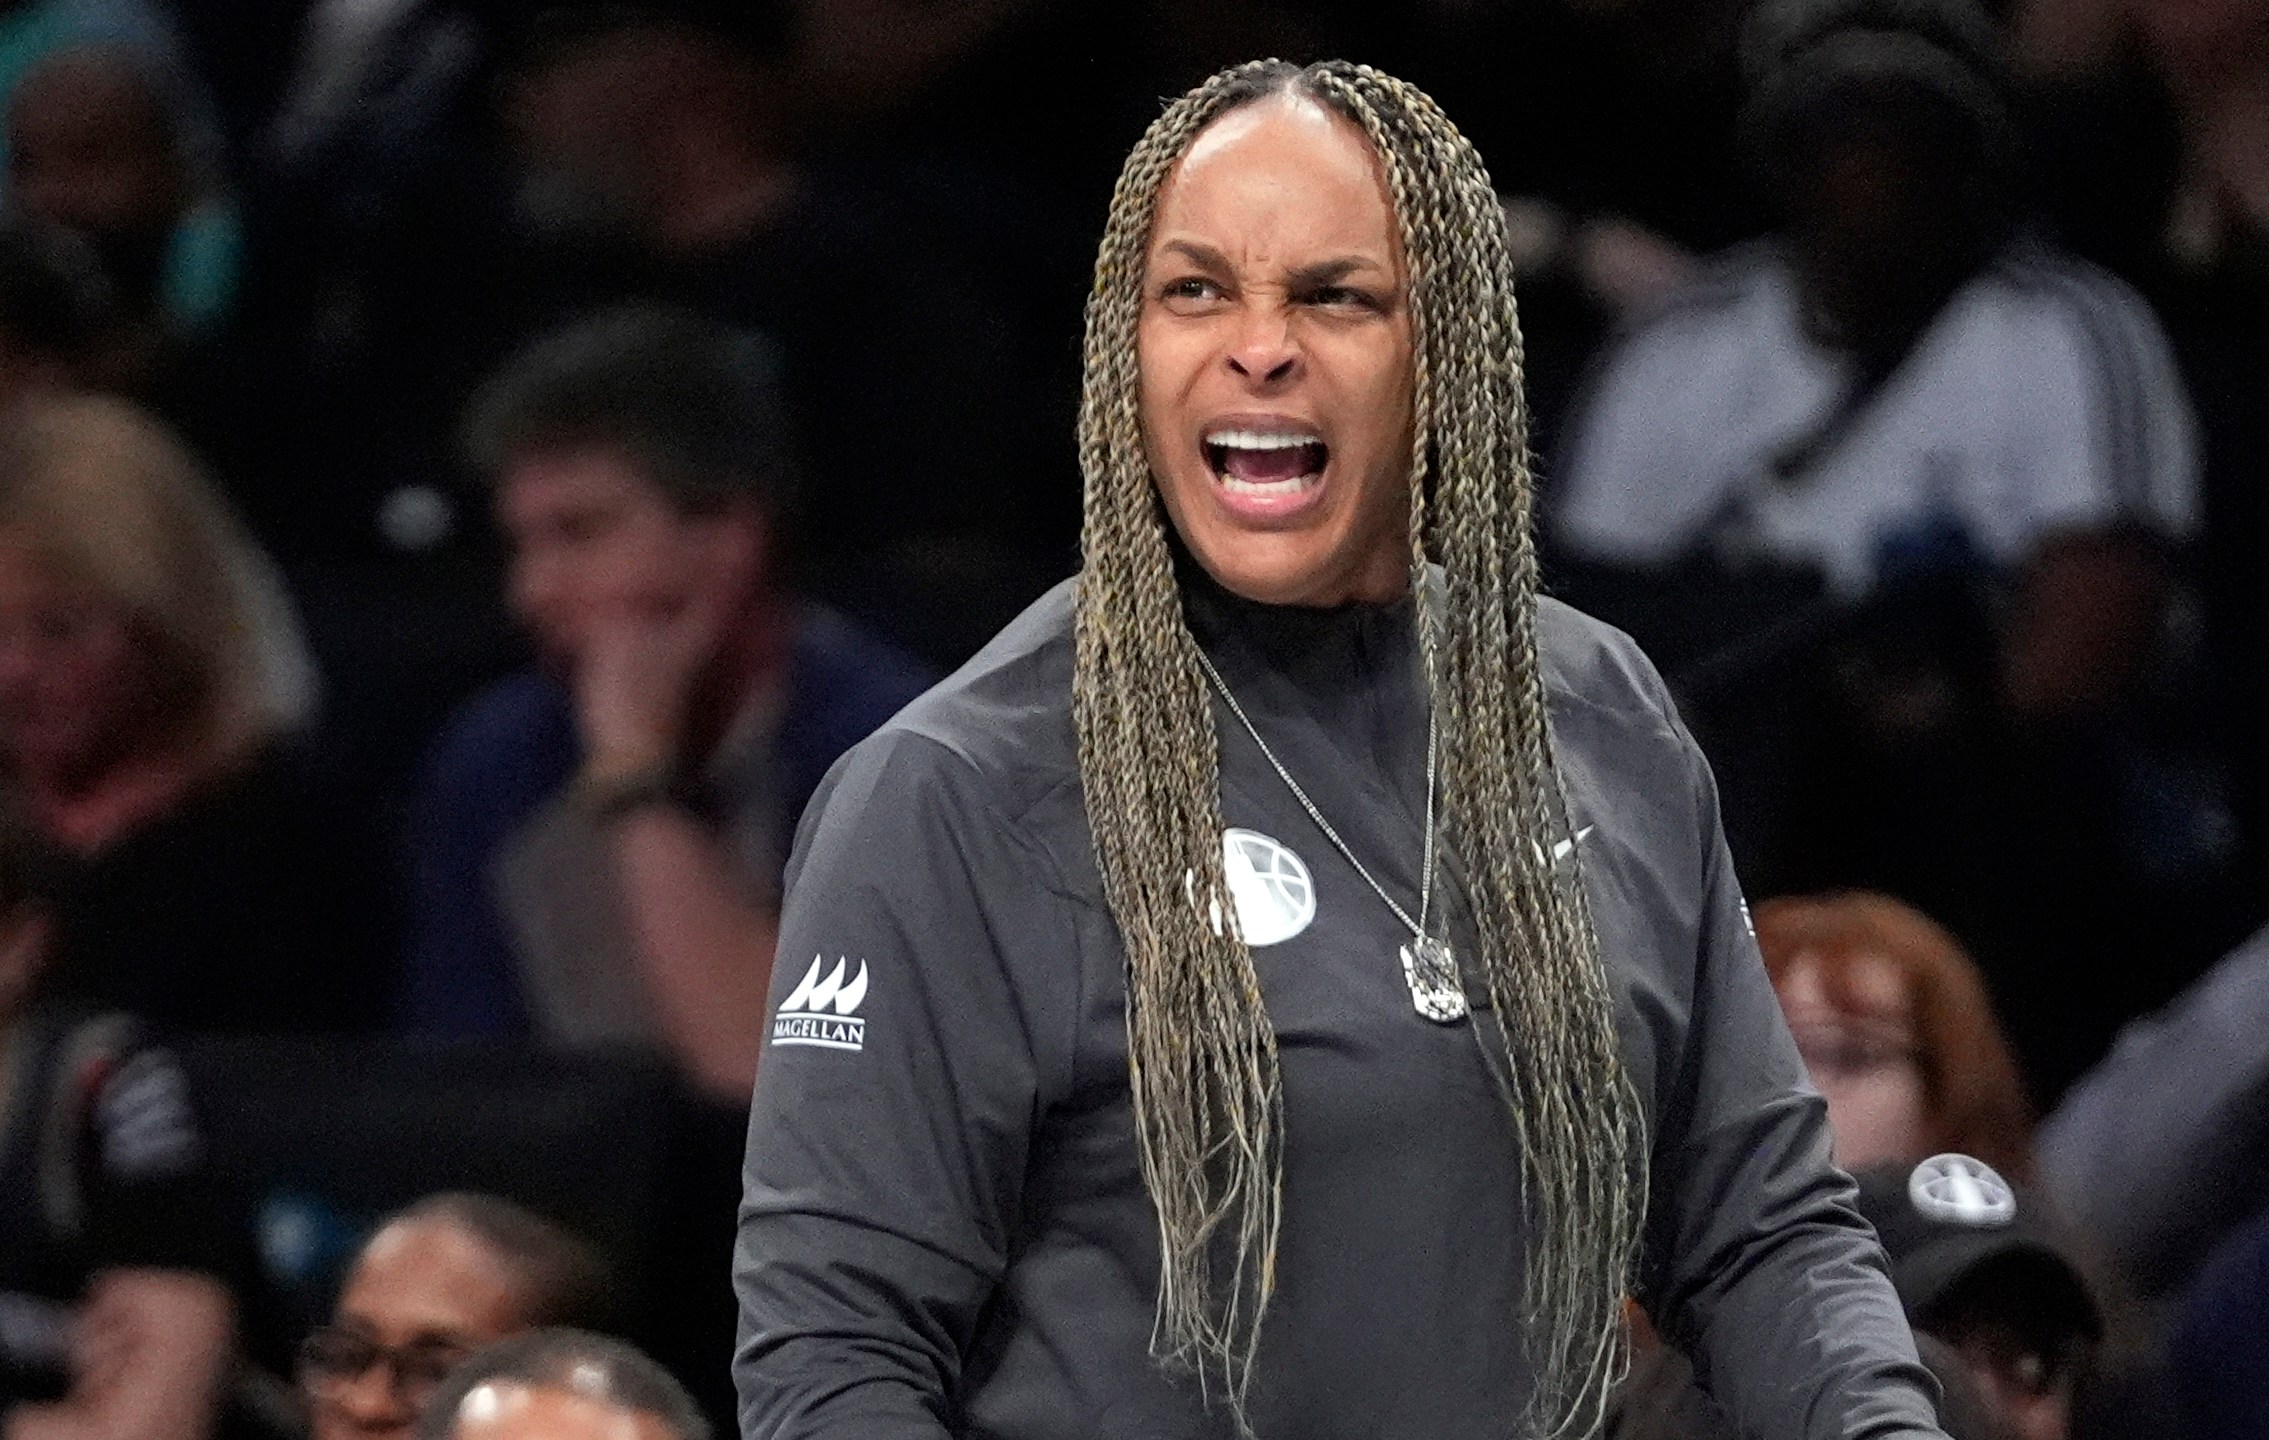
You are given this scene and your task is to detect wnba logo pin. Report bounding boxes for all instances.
[1221,828,1315,946]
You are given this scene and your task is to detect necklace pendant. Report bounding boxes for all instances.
[1400,936,1468,1023]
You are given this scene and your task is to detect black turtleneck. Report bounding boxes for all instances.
[735,577,1943,1440]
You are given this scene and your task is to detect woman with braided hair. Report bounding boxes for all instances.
[735,60,1946,1440]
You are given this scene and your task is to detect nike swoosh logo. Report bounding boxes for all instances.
[1551,825,1596,863]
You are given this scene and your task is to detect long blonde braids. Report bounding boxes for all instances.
[1072,59,1649,1439]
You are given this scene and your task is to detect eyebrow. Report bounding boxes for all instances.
[1158,239,1231,272]
[1153,240,1391,290]
[1285,256,1388,290]
[1152,242,1397,303]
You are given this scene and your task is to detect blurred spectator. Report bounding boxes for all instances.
[299,1194,612,1440]
[2017,0,2269,278]
[0,800,235,1440]
[1550,0,2215,1100]
[258,0,481,174]
[2047,0,2269,881]
[401,306,930,1101]
[2129,0,2269,272]
[1553,0,2195,718]
[1496,193,1702,451]
[493,1,1079,662]
[7,44,242,348]
[1854,1156,2105,1440]
[1913,1332,2012,1440]
[2038,920,2269,1301]
[414,1329,705,1440]
[1758,892,2035,1179]
[0,393,395,1032]
[0,218,115,399]
[199,0,501,566]
[497,5,796,266]
[1604,1269,1999,1439]
[2166,1203,2269,1440]
[0,0,215,193]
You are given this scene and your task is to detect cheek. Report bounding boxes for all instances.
[573,540,654,607]
[1136,342,1219,531]
[619,525,705,602]
[1316,328,1415,470]
[1136,326,1206,450]
[0,627,149,769]
[1818,1066,1930,1166]
[528,534,673,617]
[45,625,142,717]
[507,548,578,630]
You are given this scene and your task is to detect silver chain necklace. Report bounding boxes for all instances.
[1193,645,1469,1022]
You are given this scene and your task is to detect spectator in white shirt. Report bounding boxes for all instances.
[1552,0,2197,723]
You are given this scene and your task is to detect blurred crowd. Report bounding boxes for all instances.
[0,0,2264,1438]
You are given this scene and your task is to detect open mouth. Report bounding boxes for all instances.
[1204,428,1329,497]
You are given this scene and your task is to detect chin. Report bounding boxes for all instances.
[1182,527,1371,608]
[1155,462,1409,607]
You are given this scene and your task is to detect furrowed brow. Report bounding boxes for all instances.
[1156,238,1231,272]
[1286,256,1387,290]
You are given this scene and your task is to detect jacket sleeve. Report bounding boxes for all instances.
[1636,720,1947,1440]
[2037,924,2269,1298]
[734,730,1071,1439]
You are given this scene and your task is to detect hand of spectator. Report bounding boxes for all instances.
[69,1271,230,1399]
[67,1273,141,1398]
[573,533,752,780]
[10,1269,232,1440]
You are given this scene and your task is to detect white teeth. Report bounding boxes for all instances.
[1205,428,1322,451]
[1220,473,1320,495]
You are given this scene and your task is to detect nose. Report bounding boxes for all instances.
[1224,306,1300,387]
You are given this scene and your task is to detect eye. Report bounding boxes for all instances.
[1305,285,1380,311]
[1156,275,1225,308]
[401,1341,473,1393]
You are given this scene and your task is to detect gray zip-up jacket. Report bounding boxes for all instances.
[735,577,1945,1440]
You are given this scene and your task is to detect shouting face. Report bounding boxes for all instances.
[1138,92,1416,608]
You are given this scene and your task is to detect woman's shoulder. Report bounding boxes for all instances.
[1532,595,1722,868]
[1536,595,1687,753]
[813,580,1084,829]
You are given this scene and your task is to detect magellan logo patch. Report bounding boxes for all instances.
[772,955,869,1051]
